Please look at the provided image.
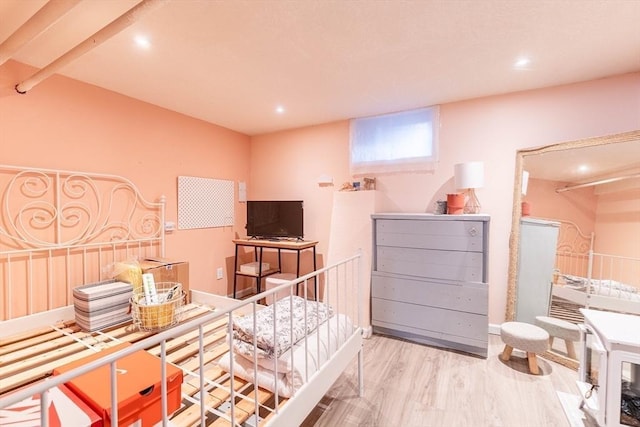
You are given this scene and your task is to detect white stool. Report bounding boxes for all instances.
[264,273,296,305]
[535,315,581,359]
[500,321,549,375]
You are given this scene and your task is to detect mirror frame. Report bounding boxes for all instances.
[505,129,640,369]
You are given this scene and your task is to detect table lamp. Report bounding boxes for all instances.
[454,161,484,214]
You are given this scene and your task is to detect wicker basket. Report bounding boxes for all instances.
[131,282,183,331]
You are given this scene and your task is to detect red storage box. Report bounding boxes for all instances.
[53,343,183,427]
[0,383,102,427]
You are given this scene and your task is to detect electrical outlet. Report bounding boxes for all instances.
[216,267,223,280]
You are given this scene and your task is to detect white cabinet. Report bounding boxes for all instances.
[515,218,560,324]
[371,213,490,357]
[579,309,640,427]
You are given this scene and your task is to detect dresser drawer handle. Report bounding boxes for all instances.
[468,227,478,237]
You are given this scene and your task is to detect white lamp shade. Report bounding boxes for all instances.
[454,162,484,189]
[521,170,529,195]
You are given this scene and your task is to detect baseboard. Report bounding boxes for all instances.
[488,323,502,335]
[227,288,253,299]
[366,324,497,340]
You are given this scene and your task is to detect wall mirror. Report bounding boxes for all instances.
[506,130,640,369]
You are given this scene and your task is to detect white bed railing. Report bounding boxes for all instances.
[553,250,640,317]
[0,165,165,321]
[0,252,364,427]
[556,250,591,279]
[552,219,594,279]
[589,252,640,289]
[585,252,640,312]
[550,218,640,314]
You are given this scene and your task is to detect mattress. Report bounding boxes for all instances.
[219,313,353,398]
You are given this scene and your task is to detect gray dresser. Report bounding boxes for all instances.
[371,213,490,357]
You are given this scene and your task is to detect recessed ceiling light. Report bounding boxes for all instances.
[134,35,151,49]
[578,164,590,173]
[275,106,285,114]
[514,57,531,69]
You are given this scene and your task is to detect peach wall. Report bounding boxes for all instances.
[594,189,640,258]
[249,72,640,324]
[2,58,638,324]
[235,122,353,292]
[524,177,598,234]
[525,178,640,259]
[594,189,640,287]
[0,60,251,301]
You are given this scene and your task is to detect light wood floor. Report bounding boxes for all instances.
[302,333,582,427]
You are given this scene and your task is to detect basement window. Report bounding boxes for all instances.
[350,106,439,175]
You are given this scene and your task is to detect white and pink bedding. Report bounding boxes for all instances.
[218,296,353,398]
[559,274,640,301]
[231,296,333,358]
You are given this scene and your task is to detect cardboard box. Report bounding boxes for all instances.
[54,343,183,427]
[0,383,102,427]
[139,258,189,303]
[240,261,270,275]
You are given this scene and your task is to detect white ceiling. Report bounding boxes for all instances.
[523,139,640,185]
[2,0,640,137]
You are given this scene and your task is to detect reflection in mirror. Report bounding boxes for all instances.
[506,130,640,369]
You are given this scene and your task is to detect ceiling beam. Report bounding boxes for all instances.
[15,0,170,94]
[0,0,83,67]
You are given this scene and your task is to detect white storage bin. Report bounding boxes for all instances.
[265,273,296,305]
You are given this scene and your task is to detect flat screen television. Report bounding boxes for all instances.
[246,200,304,240]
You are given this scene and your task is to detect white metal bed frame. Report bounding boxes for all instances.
[553,219,594,279]
[0,256,364,426]
[0,164,365,426]
[0,164,165,321]
[550,219,640,316]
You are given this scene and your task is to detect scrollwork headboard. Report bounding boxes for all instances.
[0,165,165,321]
[550,218,594,278]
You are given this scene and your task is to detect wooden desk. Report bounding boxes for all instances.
[232,239,318,298]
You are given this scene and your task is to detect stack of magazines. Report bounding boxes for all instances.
[73,279,133,331]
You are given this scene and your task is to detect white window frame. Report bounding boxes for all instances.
[349,106,439,176]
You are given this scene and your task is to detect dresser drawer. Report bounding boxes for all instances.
[376,246,483,282]
[376,219,485,252]
[371,273,487,315]
[370,213,490,357]
[371,298,488,342]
